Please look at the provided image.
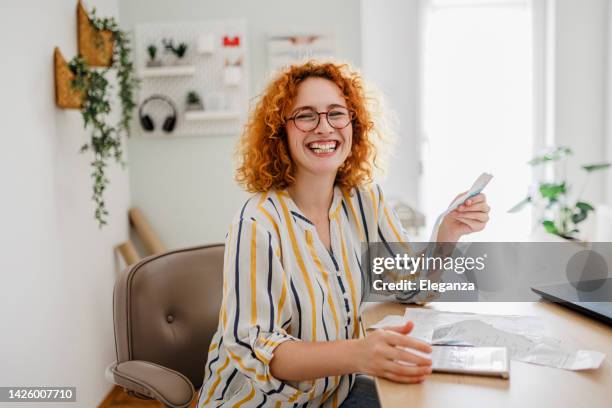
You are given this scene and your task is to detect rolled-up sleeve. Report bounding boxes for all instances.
[221,217,315,403]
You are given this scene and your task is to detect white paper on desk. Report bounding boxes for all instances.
[432,319,605,371]
[368,307,547,343]
[368,308,605,371]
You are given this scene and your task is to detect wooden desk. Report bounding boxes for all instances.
[362,302,612,408]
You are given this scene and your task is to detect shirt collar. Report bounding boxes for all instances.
[278,186,343,227]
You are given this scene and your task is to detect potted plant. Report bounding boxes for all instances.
[162,38,188,64]
[185,90,204,111]
[146,44,161,67]
[508,146,610,241]
[68,7,139,227]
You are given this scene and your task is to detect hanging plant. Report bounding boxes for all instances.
[68,6,139,227]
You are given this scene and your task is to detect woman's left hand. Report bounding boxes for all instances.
[437,193,490,242]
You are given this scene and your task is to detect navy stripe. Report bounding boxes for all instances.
[290,210,314,225]
[341,199,349,219]
[355,250,369,303]
[267,232,275,333]
[356,190,370,243]
[255,394,268,408]
[240,198,251,218]
[267,197,281,220]
[218,368,238,400]
[233,218,252,350]
[289,279,302,338]
[329,251,340,271]
[265,382,286,396]
[317,281,330,341]
[322,376,329,396]
[282,316,292,329]
[205,336,223,382]
[376,184,383,203]
[336,275,346,294]
[378,226,395,258]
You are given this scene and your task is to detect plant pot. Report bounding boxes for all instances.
[77,0,114,67]
[54,47,84,109]
[146,59,162,68]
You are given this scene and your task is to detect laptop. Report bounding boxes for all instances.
[531,278,612,326]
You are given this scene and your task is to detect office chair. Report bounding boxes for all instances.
[107,244,225,408]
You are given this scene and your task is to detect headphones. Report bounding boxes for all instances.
[138,94,178,133]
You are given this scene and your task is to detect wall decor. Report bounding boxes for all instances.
[53,47,84,109]
[134,19,248,137]
[76,0,113,67]
[54,1,138,227]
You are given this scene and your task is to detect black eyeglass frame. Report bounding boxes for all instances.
[285,107,355,132]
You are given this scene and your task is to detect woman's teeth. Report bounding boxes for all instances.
[308,141,337,154]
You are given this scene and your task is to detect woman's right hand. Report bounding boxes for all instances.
[355,321,433,384]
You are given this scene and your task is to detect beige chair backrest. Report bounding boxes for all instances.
[113,244,225,389]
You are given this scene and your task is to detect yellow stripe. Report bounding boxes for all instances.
[343,190,365,241]
[369,187,378,222]
[261,337,282,348]
[288,388,303,403]
[258,192,282,259]
[276,263,288,325]
[338,224,360,338]
[258,193,287,325]
[382,205,413,254]
[227,349,269,382]
[305,230,340,336]
[250,221,258,325]
[221,225,233,329]
[332,387,339,408]
[253,349,270,364]
[232,383,256,408]
[208,342,218,352]
[204,356,230,404]
[275,402,282,408]
[277,193,318,341]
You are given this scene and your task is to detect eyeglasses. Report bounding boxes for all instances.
[286,106,353,132]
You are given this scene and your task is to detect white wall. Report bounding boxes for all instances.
[0,1,130,406]
[554,0,609,207]
[608,0,612,206]
[120,0,362,249]
[360,0,421,208]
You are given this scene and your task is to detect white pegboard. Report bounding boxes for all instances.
[134,19,249,138]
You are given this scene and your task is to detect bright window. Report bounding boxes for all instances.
[420,0,534,241]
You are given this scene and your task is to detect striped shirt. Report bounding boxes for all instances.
[198,184,417,408]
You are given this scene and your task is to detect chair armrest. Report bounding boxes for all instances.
[108,360,195,408]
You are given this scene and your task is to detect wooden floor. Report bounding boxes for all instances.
[99,386,198,408]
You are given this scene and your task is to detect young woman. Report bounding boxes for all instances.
[198,61,489,408]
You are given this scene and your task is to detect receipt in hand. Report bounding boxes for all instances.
[429,172,493,242]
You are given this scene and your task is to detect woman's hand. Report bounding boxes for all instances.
[437,193,490,242]
[356,321,433,384]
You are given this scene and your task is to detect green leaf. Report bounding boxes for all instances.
[575,201,595,212]
[528,146,572,165]
[542,220,558,234]
[507,196,532,213]
[539,183,566,200]
[581,163,611,172]
[572,212,588,224]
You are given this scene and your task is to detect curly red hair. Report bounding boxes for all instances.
[235,60,389,193]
